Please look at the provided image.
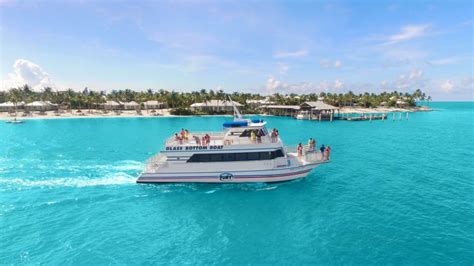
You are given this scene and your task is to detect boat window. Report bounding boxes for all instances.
[188,154,209,162]
[210,154,223,162]
[275,149,284,157]
[260,151,272,160]
[239,130,251,137]
[235,153,247,161]
[187,150,284,163]
[247,152,259,160]
[224,153,236,161]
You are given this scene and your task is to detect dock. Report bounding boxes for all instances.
[340,113,387,121]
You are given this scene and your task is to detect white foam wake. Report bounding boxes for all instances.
[0,173,136,188]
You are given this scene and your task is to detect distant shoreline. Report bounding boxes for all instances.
[0,106,431,121]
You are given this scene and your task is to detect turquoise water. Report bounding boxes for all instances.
[1,102,473,264]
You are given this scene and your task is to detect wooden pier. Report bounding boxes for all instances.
[340,113,387,121]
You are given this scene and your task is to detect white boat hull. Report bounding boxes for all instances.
[137,163,321,183]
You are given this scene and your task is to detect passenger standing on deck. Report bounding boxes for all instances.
[180,128,185,139]
[271,129,276,142]
[297,143,303,157]
[308,138,313,150]
[250,130,256,143]
[185,129,190,142]
[320,144,326,160]
[256,130,262,144]
[325,146,331,160]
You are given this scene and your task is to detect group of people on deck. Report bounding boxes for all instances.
[248,128,279,144]
[174,128,191,144]
[297,141,331,160]
[270,128,280,143]
[174,129,211,145]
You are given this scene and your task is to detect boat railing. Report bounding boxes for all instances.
[284,145,328,163]
[165,132,281,147]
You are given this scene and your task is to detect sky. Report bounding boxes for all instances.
[0,0,473,100]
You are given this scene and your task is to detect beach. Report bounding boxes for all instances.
[0,109,173,120]
[0,106,431,120]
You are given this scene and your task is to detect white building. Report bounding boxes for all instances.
[246,97,275,107]
[190,100,243,113]
[144,100,166,109]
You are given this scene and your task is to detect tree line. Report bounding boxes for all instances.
[0,85,431,110]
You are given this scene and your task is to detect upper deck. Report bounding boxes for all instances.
[163,119,283,150]
[165,128,281,148]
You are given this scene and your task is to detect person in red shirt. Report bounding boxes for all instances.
[325,146,331,160]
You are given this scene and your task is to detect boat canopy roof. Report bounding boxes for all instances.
[222,121,248,128]
[222,118,266,128]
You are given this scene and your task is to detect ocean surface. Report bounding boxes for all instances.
[1,102,473,265]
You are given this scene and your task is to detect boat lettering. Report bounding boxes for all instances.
[219,172,233,181]
[165,145,224,151]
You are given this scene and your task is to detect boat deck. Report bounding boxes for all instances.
[165,132,281,147]
[286,147,328,165]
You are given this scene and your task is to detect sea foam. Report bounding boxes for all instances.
[0,173,136,188]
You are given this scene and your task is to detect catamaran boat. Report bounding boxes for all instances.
[137,103,329,183]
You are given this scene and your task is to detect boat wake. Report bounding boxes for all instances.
[0,173,137,188]
[0,160,144,189]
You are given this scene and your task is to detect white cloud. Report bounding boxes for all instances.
[266,76,288,92]
[437,77,472,94]
[334,80,344,89]
[278,63,289,75]
[408,69,423,80]
[394,69,425,90]
[273,50,308,59]
[1,59,54,91]
[385,24,430,45]
[320,59,342,69]
[439,80,454,93]
[264,72,472,100]
[265,76,344,94]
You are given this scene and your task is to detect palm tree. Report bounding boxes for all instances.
[7,88,23,115]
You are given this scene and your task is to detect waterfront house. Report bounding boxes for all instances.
[0,101,24,112]
[299,101,339,120]
[25,101,58,112]
[102,101,122,110]
[190,100,243,113]
[246,97,275,108]
[261,105,300,116]
[396,99,408,107]
[124,101,140,110]
[144,100,166,110]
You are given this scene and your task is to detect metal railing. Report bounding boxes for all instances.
[285,145,328,163]
[165,133,281,147]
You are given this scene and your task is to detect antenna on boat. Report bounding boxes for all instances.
[229,96,243,120]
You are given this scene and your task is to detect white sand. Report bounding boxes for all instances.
[0,109,173,120]
[0,106,431,121]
